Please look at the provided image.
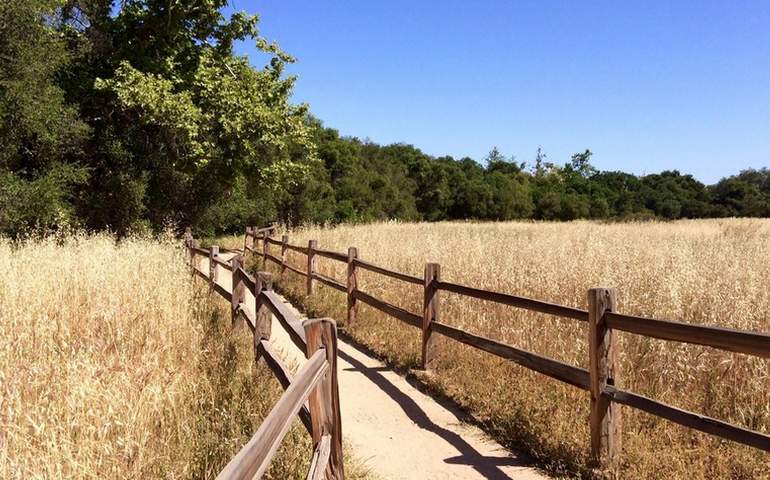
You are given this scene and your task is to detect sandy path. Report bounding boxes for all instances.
[208,253,548,480]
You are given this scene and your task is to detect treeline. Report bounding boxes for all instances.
[1,1,769,238]
[285,130,770,224]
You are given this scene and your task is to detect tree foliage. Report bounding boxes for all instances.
[1,1,768,238]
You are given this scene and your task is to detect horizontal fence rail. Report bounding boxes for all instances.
[352,258,423,285]
[216,349,329,480]
[437,280,589,322]
[185,233,344,480]
[234,225,770,470]
[431,321,591,390]
[352,289,422,329]
[603,385,770,452]
[605,311,770,358]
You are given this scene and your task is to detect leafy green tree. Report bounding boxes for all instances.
[0,0,89,235]
[60,0,314,234]
[710,175,770,217]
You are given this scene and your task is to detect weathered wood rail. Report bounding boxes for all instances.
[184,226,344,480]
[239,224,770,471]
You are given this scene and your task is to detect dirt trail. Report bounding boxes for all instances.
[212,253,548,480]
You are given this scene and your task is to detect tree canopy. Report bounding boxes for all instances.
[1,1,768,238]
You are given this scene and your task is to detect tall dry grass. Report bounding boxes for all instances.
[0,233,341,479]
[240,218,770,479]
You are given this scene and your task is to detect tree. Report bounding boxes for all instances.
[60,0,315,234]
[0,0,89,235]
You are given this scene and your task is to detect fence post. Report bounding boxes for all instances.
[281,235,288,279]
[255,272,273,340]
[208,246,219,290]
[307,240,317,295]
[422,263,440,370]
[347,247,358,325]
[244,226,253,254]
[262,231,269,268]
[230,255,245,329]
[304,318,344,480]
[588,287,621,471]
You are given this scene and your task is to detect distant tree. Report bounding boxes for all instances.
[710,176,770,217]
[569,149,597,178]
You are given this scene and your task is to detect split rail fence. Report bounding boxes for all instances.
[240,223,770,470]
[185,226,344,480]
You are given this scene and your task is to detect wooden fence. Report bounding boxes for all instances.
[241,225,770,470]
[185,226,344,480]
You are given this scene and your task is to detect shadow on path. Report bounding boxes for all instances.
[338,346,534,479]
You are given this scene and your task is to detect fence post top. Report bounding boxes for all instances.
[282,234,288,241]
[257,271,273,282]
[302,317,337,329]
[230,254,244,266]
[588,287,616,294]
[425,262,440,277]
[348,246,358,255]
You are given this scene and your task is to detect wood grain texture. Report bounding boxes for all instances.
[216,350,328,480]
[588,288,621,469]
[605,311,770,358]
[260,290,308,350]
[604,385,770,453]
[304,318,344,480]
[256,339,312,433]
[305,434,332,480]
[422,263,440,370]
[236,302,256,332]
[431,321,590,390]
[255,272,273,340]
[437,280,589,322]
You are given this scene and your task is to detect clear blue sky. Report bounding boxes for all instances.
[224,1,769,184]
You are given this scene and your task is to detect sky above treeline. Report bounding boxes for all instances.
[224,1,770,184]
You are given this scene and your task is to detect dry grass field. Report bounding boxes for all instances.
[235,218,770,479]
[0,233,369,479]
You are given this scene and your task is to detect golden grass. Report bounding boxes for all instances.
[231,218,770,479]
[0,233,370,479]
